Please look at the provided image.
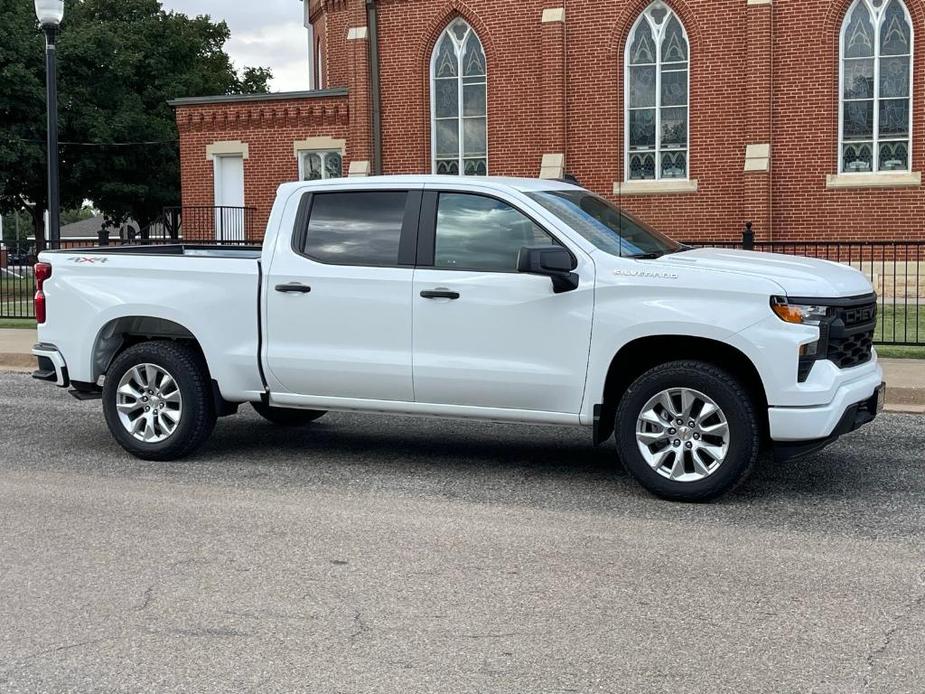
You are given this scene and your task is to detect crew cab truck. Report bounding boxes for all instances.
[31,176,885,501]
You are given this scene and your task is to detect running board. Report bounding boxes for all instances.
[69,383,103,401]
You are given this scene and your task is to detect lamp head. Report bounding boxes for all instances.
[34,0,64,28]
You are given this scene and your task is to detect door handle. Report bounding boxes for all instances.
[420,289,460,300]
[275,283,312,294]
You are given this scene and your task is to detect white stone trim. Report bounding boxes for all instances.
[541,8,565,23]
[347,26,368,40]
[746,0,772,6]
[205,140,249,161]
[614,179,699,195]
[539,153,565,179]
[825,172,921,189]
[744,143,771,172]
[293,137,346,157]
[348,160,371,177]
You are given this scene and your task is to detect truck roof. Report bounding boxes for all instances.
[278,175,583,195]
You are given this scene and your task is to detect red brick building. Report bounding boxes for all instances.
[170,0,925,243]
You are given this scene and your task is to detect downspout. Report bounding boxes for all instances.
[366,0,383,175]
[768,0,774,241]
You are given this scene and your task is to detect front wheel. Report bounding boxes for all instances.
[614,360,760,502]
[102,341,216,461]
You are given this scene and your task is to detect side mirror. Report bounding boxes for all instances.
[517,245,579,293]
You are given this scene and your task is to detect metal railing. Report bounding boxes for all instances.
[2,216,923,345]
[0,245,37,320]
[159,206,257,244]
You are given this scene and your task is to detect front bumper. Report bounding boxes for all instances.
[768,359,884,442]
[772,381,885,462]
[32,343,69,387]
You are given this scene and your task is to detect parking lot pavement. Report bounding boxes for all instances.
[1,373,923,693]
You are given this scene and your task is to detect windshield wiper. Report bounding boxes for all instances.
[625,251,665,259]
[627,246,692,259]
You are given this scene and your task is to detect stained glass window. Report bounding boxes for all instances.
[431,19,487,176]
[299,150,343,181]
[840,0,913,173]
[626,2,690,181]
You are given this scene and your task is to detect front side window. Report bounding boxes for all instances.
[434,193,554,271]
[302,191,407,266]
[299,150,343,181]
[840,0,914,173]
[430,18,487,176]
[625,2,690,180]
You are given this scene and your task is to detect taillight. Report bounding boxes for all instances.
[34,262,51,324]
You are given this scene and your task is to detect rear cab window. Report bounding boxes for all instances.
[299,190,410,266]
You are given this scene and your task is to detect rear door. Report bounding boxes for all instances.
[264,185,421,402]
[411,188,594,413]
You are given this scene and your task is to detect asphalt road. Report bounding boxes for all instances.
[1,372,923,693]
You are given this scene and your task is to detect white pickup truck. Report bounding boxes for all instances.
[32,175,885,501]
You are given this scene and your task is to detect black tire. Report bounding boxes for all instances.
[614,360,760,502]
[251,402,327,427]
[103,341,216,461]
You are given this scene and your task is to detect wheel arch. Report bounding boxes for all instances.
[92,315,205,380]
[93,316,239,418]
[595,335,770,445]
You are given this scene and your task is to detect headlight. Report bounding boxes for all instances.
[770,297,830,326]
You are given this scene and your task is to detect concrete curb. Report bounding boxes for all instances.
[885,404,925,415]
[0,353,35,370]
[887,387,925,406]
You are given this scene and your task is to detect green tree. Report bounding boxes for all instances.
[0,0,271,250]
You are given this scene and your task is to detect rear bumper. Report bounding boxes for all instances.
[772,382,885,462]
[32,343,69,387]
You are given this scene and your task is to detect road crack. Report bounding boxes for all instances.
[863,583,925,689]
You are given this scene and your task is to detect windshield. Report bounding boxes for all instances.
[525,190,684,258]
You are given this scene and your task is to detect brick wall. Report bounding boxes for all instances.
[174,92,349,238]
[175,0,925,243]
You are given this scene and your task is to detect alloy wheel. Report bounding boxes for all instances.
[115,363,183,443]
[635,387,730,482]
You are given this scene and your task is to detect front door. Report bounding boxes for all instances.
[412,190,594,413]
[213,155,245,241]
[265,187,421,403]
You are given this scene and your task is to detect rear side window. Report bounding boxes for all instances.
[434,193,555,272]
[302,191,408,266]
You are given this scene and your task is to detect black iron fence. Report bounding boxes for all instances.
[0,245,36,320]
[2,215,923,345]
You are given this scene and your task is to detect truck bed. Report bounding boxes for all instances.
[37,243,265,401]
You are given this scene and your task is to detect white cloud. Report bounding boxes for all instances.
[160,0,309,92]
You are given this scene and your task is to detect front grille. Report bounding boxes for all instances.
[826,298,877,370]
[794,294,877,382]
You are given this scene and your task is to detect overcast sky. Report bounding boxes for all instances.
[160,0,309,93]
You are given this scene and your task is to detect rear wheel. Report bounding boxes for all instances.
[103,341,216,461]
[251,402,327,427]
[614,360,760,502]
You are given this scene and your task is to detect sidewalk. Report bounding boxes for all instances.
[0,327,923,411]
[0,328,36,371]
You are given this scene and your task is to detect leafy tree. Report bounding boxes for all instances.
[60,204,96,226]
[0,0,271,250]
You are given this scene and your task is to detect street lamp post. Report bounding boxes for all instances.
[34,0,64,249]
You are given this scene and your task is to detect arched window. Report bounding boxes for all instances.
[430,18,487,176]
[625,2,689,181]
[840,0,914,173]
